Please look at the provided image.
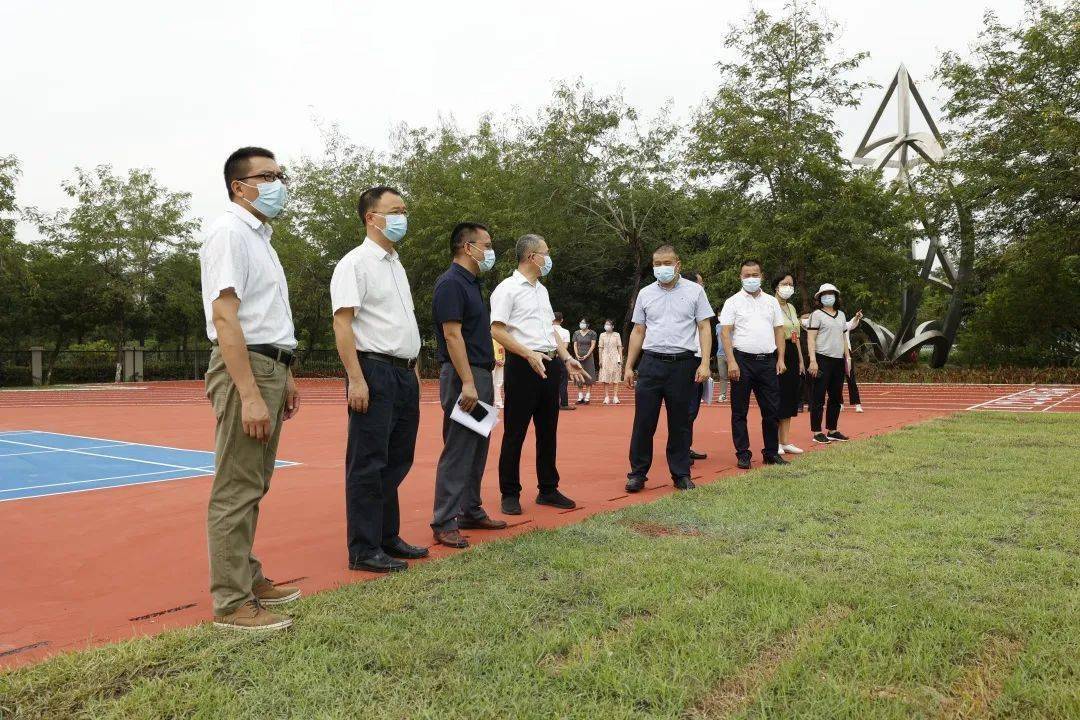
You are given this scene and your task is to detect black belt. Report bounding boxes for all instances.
[246,344,295,366]
[734,348,776,361]
[358,351,417,369]
[644,350,696,362]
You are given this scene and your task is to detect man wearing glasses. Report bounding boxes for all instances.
[331,186,427,573]
[200,146,302,632]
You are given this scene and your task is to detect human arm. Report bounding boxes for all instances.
[442,321,478,412]
[491,322,549,379]
[695,319,712,382]
[333,308,369,413]
[623,324,646,388]
[720,326,739,381]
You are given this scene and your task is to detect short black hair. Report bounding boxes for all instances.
[224,147,275,197]
[554,312,564,323]
[682,268,700,281]
[771,270,794,291]
[357,185,403,223]
[450,222,490,255]
[653,244,678,258]
[740,259,762,271]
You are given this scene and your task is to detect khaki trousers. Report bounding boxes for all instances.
[205,348,287,616]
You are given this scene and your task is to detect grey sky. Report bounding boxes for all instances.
[1,0,1024,237]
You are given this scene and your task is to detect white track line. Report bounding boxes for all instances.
[965,387,1035,411]
[1040,390,1080,413]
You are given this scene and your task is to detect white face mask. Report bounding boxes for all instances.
[604,324,613,332]
[778,285,795,300]
[579,322,587,330]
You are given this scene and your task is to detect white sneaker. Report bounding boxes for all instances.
[783,444,804,454]
[585,394,591,403]
[613,396,621,405]
[719,394,727,403]
[603,397,610,405]
[577,393,584,403]
[855,404,864,413]
[777,444,786,455]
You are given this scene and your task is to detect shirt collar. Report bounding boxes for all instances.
[361,236,396,261]
[226,201,271,235]
[512,269,538,287]
[451,262,479,284]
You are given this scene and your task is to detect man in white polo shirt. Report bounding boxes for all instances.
[200,146,302,633]
[718,259,789,470]
[331,186,427,574]
[490,234,587,515]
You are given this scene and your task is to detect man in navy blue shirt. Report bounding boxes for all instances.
[430,223,509,548]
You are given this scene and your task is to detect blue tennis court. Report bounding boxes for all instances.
[0,430,296,502]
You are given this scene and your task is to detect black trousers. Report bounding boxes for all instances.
[811,355,845,432]
[730,349,781,461]
[628,354,696,481]
[688,377,705,448]
[345,356,420,562]
[846,357,861,405]
[559,360,570,407]
[499,353,563,497]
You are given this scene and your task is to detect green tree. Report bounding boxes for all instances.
[932,0,1080,364]
[26,165,200,356]
[0,155,32,347]
[689,1,912,317]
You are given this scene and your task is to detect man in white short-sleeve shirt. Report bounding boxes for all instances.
[489,234,587,516]
[199,146,302,633]
[623,246,713,493]
[330,186,426,574]
[718,259,789,469]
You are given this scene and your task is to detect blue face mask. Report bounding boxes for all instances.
[742,277,762,293]
[472,244,496,272]
[379,213,408,243]
[536,253,552,277]
[821,294,836,307]
[242,179,288,219]
[653,265,677,284]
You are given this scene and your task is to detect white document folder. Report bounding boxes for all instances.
[449,395,500,437]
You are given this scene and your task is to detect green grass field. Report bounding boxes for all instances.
[2,412,1078,719]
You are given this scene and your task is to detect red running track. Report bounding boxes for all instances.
[1,381,1076,667]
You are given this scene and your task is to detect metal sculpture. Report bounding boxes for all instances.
[852,65,962,367]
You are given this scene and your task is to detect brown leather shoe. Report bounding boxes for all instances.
[253,578,301,606]
[213,600,292,632]
[433,529,469,548]
[458,516,508,530]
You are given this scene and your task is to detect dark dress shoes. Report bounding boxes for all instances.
[459,516,508,530]
[737,456,752,470]
[689,449,707,460]
[673,476,697,490]
[625,476,646,493]
[383,538,430,559]
[501,496,522,515]
[763,455,790,465]
[350,551,407,573]
[536,491,576,509]
[433,529,469,548]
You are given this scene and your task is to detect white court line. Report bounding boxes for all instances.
[5,430,224,458]
[0,437,212,472]
[0,467,198,496]
[0,443,128,458]
[965,387,1035,411]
